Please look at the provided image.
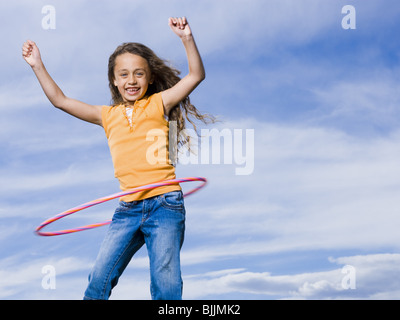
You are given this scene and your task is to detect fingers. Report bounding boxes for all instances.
[22,40,35,57]
[169,17,188,30]
[22,44,32,58]
[23,39,36,49]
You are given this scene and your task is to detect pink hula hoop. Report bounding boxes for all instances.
[35,177,207,237]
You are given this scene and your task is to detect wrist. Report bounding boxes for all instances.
[31,61,44,72]
[180,34,194,42]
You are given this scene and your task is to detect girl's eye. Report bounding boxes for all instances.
[135,72,144,77]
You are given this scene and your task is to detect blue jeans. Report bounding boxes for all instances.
[83,191,185,300]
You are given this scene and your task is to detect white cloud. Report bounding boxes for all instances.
[0,255,91,299]
[179,119,400,251]
[0,80,47,110]
[309,71,400,131]
[8,0,388,74]
[181,253,400,299]
[2,251,398,300]
[0,161,114,195]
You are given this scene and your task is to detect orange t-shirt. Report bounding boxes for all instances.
[101,93,181,202]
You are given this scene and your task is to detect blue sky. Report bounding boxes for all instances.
[1,0,400,299]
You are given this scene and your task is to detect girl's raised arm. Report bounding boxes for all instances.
[161,17,206,116]
[22,40,103,126]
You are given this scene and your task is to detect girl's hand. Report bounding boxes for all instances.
[22,40,42,68]
[168,17,192,39]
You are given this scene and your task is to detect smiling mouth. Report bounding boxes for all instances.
[126,87,140,95]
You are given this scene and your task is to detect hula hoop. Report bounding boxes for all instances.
[35,177,207,237]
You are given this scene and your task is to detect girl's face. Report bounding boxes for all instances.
[113,53,153,105]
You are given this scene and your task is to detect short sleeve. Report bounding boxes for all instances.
[149,93,167,123]
[153,92,164,116]
[101,106,112,137]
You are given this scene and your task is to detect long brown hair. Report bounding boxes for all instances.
[108,42,214,152]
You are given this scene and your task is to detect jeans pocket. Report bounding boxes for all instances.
[160,191,184,210]
[114,200,138,216]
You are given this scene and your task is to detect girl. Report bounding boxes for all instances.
[23,17,211,300]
